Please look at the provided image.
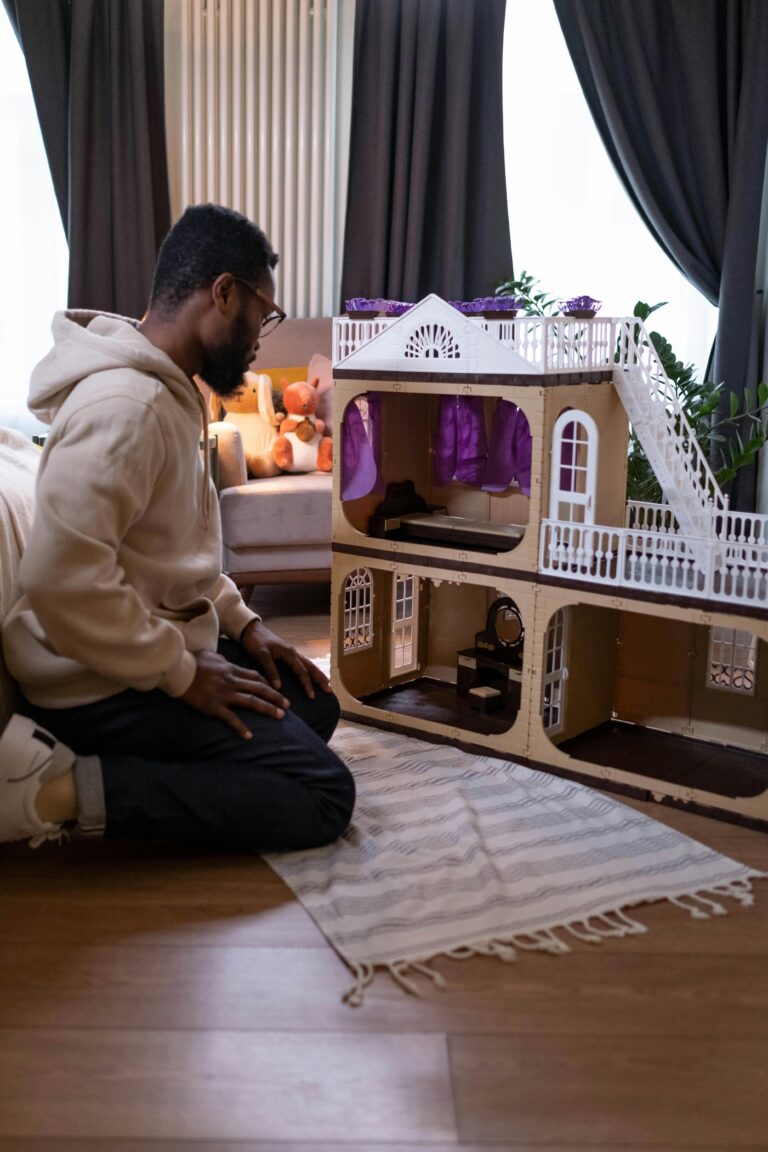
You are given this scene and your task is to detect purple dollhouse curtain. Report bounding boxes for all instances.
[341,395,384,500]
[432,396,488,487]
[483,400,532,496]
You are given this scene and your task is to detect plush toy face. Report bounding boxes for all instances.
[220,371,275,417]
[282,377,321,417]
[216,372,282,480]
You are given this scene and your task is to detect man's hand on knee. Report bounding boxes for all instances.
[240,620,332,699]
[181,650,290,739]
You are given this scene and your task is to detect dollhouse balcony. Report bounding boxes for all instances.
[539,515,768,609]
[334,312,623,373]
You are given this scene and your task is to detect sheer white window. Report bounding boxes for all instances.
[391,573,419,675]
[707,626,757,695]
[542,608,570,734]
[503,2,718,378]
[343,568,374,651]
[0,10,68,435]
[549,410,598,523]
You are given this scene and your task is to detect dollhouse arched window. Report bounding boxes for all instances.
[549,409,598,523]
[541,608,570,735]
[343,568,374,651]
[707,626,756,695]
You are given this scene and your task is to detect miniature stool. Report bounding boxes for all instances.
[468,685,504,713]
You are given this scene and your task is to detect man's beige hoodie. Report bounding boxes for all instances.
[2,311,257,708]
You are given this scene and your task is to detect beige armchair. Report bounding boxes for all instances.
[208,318,334,590]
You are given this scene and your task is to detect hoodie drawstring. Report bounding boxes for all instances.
[193,383,212,523]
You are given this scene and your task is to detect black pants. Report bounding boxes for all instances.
[27,638,355,851]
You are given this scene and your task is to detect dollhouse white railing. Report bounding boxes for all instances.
[540,519,768,609]
[626,500,768,547]
[612,320,727,541]
[625,501,681,534]
[333,312,622,372]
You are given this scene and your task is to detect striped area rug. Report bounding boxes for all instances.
[265,722,765,1005]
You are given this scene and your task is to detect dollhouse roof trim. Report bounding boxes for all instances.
[335,294,543,376]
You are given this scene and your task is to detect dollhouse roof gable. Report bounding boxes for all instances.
[336,294,543,375]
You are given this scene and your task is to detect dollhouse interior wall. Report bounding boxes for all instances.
[613,613,768,753]
[541,382,629,527]
[339,389,533,540]
[546,604,768,756]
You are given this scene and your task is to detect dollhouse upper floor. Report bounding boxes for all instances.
[332,295,768,615]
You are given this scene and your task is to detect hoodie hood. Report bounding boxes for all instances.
[29,310,198,425]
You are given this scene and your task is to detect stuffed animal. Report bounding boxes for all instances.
[272,377,333,473]
[216,372,283,479]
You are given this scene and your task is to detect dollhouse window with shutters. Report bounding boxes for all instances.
[343,568,374,651]
[549,410,598,523]
[391,573,419,675]
[707,626,756,695]
[542,608,570,734]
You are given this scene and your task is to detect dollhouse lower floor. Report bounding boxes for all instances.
[333,555,768,828]
[358,681,768,804]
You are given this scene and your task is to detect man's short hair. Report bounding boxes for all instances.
[149,203,279,314]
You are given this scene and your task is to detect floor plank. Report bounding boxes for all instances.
[0,1029,456,1142]
[0,1143,727,1152]
[2,941,767,1038]
[450,1034,768,1147]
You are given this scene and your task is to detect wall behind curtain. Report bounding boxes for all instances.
[162,0,355,319]
[341,0,512,306]
[4,0,171,319]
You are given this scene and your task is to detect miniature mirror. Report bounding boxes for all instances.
[474,596,525,662]
[494,604,523,648]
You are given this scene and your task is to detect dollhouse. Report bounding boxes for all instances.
[329,295,768,829]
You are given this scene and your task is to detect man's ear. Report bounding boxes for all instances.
[210,272,238,315]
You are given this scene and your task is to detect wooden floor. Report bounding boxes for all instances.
[2,583,767,1150]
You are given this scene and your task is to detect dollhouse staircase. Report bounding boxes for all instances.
[612,322,728,540]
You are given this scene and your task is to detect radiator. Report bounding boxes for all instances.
[176,0,345,318]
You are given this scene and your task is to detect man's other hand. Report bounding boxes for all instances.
[181,649,290,739]
[240,619,332,699]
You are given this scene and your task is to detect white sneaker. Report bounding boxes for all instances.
[0,714,76,847]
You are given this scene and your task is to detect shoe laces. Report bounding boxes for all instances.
[29,826,70,850]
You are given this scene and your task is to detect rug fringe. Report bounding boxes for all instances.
[340,876,764,1006]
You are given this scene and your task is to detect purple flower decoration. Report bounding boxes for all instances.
[558,295,602,318]
[345,297,414,316]
[449,297,524,315]
[475,296,525,312]
[345,297,386,317]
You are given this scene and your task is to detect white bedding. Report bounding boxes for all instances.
[0,428,39,725]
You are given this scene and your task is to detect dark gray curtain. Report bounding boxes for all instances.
[340,0,512,307]
[3,0,171,319]
[554,0,768,511]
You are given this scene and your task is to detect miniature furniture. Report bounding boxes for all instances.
[209,318,333,589]
[329,295,768,830]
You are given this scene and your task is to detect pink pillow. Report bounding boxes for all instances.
[308,353,333,428]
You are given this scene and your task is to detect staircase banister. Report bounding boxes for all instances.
[616,318,727,517]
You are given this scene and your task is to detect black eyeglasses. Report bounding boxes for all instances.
[231,275,286,337]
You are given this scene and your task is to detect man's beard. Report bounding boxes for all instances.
[199,306,254,397]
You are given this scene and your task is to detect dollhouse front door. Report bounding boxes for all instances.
[549,409,599,524]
